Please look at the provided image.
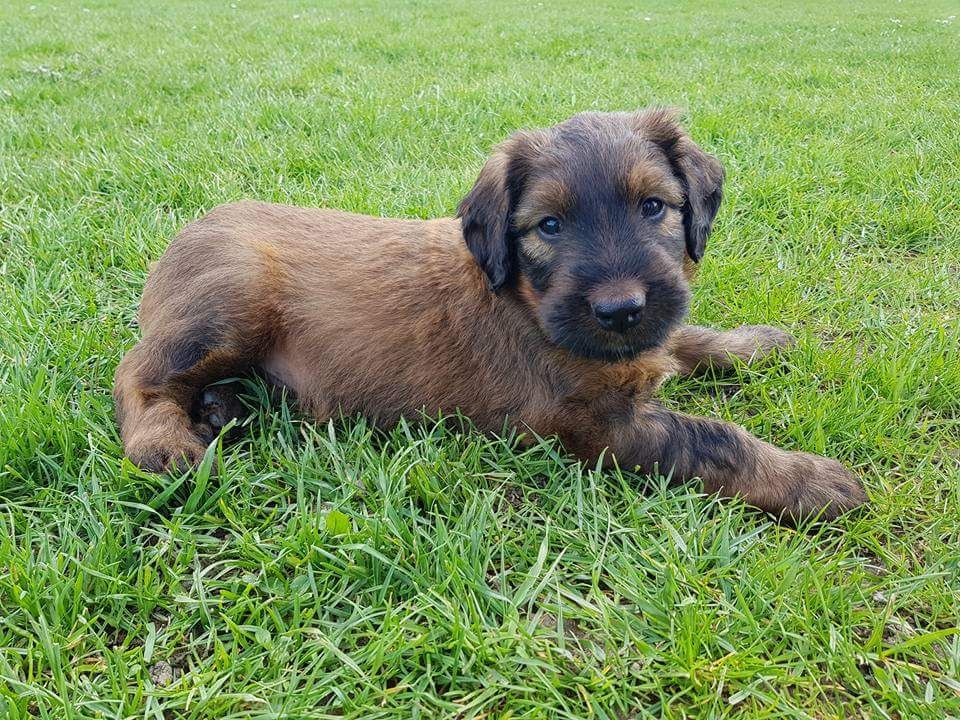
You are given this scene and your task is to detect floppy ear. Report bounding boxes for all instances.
[457,131,542,291]
[634,108,724,262]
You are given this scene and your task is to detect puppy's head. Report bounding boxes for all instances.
[458,109,723,361]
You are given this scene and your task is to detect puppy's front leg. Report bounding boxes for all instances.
[669,325,795,376]
[616,404,866,520]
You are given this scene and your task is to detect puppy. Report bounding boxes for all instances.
[114,109,866,520]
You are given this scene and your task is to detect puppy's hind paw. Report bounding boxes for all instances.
[126,435,207,474]
[193,383,245,442]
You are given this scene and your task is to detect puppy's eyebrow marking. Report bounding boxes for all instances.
[513,179,573,229]
[622,162,684,207]
[520,232,555,264]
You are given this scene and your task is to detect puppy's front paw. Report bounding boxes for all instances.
[733,324,796,359]
[786,452,867,521]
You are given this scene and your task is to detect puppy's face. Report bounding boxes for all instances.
[459,109,724,361]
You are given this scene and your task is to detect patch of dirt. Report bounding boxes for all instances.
[149,660,174,687]
[502,485,525,511]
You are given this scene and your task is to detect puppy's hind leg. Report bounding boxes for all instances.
[114,322,253,472]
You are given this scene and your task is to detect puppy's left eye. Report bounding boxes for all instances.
[641,197,665,218]
[538,217,562,237]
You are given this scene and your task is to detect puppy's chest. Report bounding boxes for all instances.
[552,349,677,425]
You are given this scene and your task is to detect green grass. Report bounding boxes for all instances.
[1,0,959,717]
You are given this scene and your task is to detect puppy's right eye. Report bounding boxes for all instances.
[538,217,562,237]
[641,197,665,218]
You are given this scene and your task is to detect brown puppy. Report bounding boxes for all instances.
[114,109,867,520]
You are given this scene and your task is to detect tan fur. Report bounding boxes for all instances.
[622,160,684,208]
[518,232,556,265]
[114,110,866,521]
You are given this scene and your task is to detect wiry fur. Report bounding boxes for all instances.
[114,109,866,521]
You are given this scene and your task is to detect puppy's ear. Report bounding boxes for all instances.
[634,108,724,262]
[457,131,543,291]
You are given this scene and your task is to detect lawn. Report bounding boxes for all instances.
[1,0,959,717]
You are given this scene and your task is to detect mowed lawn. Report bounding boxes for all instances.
[2,0,959,717]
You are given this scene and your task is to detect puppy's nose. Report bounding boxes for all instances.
[592,295,645,333]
